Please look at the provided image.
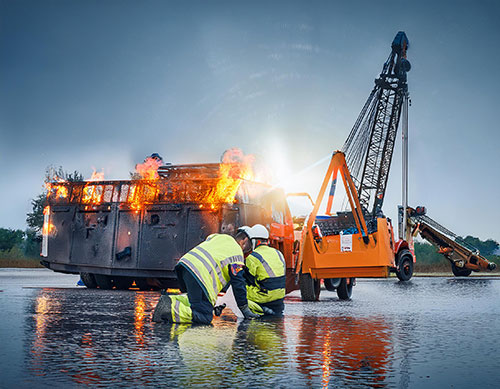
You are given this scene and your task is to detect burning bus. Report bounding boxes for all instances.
[40,155,296,291]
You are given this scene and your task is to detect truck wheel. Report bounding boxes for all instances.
[396,250,414,281]
[80,272,97,289]
[324,278,341,291]
[299,273,320,301]
[94,274,113,290]
[337,278,354,300]
[113,276,133,290]
[451,263,472,277]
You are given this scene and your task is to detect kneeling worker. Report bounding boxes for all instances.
[152,230,260,324]
[244,224,286,316]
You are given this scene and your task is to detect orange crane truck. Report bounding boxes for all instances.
[294,31,496,301]
[295,32,414,301]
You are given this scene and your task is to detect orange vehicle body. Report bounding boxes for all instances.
[301,217,396,279]
[297,151,411,281]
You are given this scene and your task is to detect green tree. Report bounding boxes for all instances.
[26,193,47,234]
[414,242,443,264]
[26,166,84,234]
[25,167,84,257]
[457,235,499,256]
[0,228,25,251]
[24,228,41,257]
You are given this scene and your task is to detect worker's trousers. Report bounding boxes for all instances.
[176,267,214,325]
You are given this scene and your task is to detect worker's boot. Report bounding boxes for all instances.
[152,294,173,322]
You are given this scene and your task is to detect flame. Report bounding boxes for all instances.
[135,157,162,180]
[88,168,105,181]
[55,185,68,198]
[44,149,257,212]
[200,148,255,208]
[82,184,104,204]
[42,206,56,236]
[45,174,68,200]
[81,169,105,204]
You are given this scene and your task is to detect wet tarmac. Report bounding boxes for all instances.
[1,268,500,388]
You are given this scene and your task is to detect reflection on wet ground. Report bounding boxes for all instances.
[1,269,500,387]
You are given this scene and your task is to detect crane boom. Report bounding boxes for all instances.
[342,31,411,216]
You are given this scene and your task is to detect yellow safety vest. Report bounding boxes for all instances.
[246,245,286,304]
[177,234,245,304]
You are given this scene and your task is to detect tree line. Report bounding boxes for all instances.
[0,167,83,262]
[1,166,499,268]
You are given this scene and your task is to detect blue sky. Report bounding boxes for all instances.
[1,0,499,242]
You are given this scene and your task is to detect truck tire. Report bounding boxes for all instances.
[324,278,341,291]
[80,272,97,289]
[336,278,354,300]
[94,274,113,290]
[396,250,414,281]
[113,276,133,290]
[451,263,472,277]
[300,273,320,301]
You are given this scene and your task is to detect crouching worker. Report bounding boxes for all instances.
[244,224,286,317]
[152,230,260,324]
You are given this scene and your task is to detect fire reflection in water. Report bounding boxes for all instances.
[31,291,61,376]
[29,289,163,386]
[71,333,99,385]
[289,315,392,388]
[134,293,147,346]
[28,289,392,387]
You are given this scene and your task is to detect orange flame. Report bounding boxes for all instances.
[55,185,68,198]
[44,149,257,212]
[82,169,105,204]
[128,157,162,212]
[45,173,68,200]
[200,148,255,209]
[42,206,55,235]
[135,157,162,180]
[88,169,105,181]
[82,184,104,204]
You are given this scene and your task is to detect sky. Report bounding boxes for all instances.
[1,0,499,242]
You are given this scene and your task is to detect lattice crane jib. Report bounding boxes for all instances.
[342,31,411,216]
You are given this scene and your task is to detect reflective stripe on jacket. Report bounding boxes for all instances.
[246,245,286,304]
[176,234,245,305]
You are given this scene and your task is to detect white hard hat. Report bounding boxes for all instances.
[237,225,251,237]
[248,224,269,240]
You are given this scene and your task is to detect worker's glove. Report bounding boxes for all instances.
[213,303,226,317]
[239,305,260,320]
[261,306,275,316]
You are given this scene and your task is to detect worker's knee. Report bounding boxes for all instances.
[191,310,213,325]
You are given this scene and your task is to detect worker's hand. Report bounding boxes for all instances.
[261,306,275,316]
[239,305,260,320]
[213,303,226,317]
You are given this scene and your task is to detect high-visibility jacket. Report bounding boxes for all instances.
[175,233,245,305]
[246,244,286,304]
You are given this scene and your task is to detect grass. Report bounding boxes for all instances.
[0,257,44,268]
[2,255,498,276]
[413,261,500,276]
